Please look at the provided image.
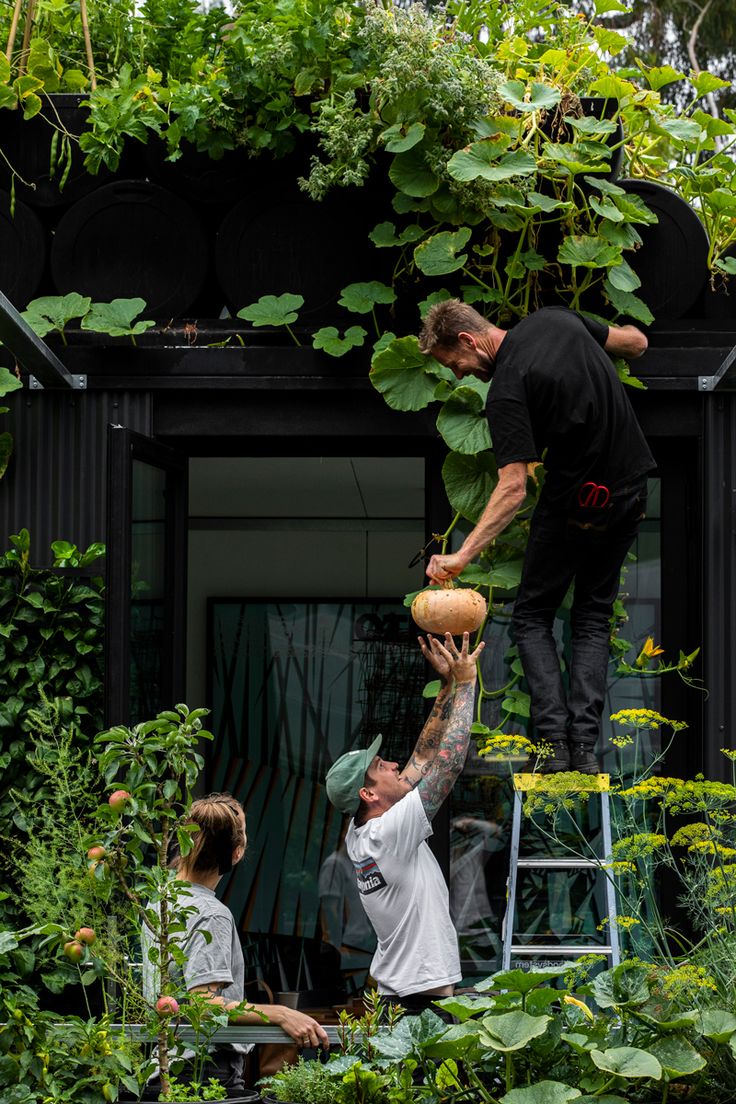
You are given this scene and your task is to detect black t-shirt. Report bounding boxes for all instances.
[487,307,656,507]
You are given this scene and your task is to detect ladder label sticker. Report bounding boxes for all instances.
[354,857,387,895]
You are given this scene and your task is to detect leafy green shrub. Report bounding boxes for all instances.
[0,530,105,922]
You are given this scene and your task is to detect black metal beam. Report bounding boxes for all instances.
[0,289,76,388]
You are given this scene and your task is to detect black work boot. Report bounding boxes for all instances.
[569,743,600,774]
[535,740,571,773]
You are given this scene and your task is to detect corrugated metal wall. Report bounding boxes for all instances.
[0,390,153,566]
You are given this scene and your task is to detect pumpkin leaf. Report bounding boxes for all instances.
[696,1009,736,1042]
[338,282,396,313]
[498,80,561,112]
[389,147,440,197]
[0,368,22,397]
[370,336,448,412]
[500,1083,581,1104]
[443,450,497,523]
[414,228,472,276]
[80,298,154,337]
[479,1010,551,1052]
[237,293,304,327]
[312,326,367,357]
[436,386,492,455]
[590,1046,662,1080]
[382,121,426,152]
[603,284,655,325]
[448,143,537,184]
[22,293,92,337]
[557,235,621,269]
[649,1036,705,1078]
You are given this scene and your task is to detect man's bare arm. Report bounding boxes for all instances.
[426,462,527,582]
[189,982,329,1047]
[415,634,483,820]
[400,680,454,788]
[604,323,648,359]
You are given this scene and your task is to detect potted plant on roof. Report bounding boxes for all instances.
[84,703,258,1104]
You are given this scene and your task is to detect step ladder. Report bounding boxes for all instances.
[502,773,620,970]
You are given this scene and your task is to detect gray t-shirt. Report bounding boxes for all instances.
[141,882,249,1091]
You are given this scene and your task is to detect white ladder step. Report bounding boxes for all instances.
[510,945,614,956]
[517,858,602,869]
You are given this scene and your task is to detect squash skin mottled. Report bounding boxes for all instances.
[411,587,487,635]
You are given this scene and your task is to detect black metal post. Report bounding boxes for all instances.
[702,392,736,780]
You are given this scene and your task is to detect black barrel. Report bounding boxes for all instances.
[618,179,709,319]
[50,180,209,317]
[215,191,378,320]
[0,190,46,306]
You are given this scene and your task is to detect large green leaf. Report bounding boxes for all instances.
[558,235,621,269]
[423,1021,484,1059]
[577,1097,628,1104]
[607,259,641,292]
[442,451,497,523]
[592,963,650,1009]
[603,283,654,325]
[373,1009,447,1059]
[435,995,497,1022]
[649,1036,705,1078]
[22,293,92,337]
[436,386,492,455]
[696,1009,736,1042]
[414,228,472,276]
[448,143,537,183]
[479,1010,551,1052]
[501,1084,580,1104]
[590,1046,662,1080]
[0,368,22,397]
[499,80,561,112]
[382,121,426,153]
[338,281,396,313]
[81,298,154,337]
[389,147,440,197]
[370,336,447,411]
[236,293,303,327]
[312,326,366,357]
[478,963,572,994]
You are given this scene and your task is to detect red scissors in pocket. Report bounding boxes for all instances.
[578,482,610,509]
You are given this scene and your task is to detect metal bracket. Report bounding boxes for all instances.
[28,374,87,391]
[700,376,715,391]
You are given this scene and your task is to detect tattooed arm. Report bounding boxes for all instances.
[188,982,330,1047]
[399,634,455,789]
[415,632,484,821]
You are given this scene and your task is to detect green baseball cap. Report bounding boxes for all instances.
[325,734,383,815]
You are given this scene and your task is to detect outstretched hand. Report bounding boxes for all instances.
[418,633,453,681]
[426,631,484,683]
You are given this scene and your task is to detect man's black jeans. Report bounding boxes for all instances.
[512,480,648,749]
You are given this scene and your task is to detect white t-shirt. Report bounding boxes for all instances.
[345,789,461,997]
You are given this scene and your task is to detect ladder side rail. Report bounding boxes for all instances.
[599,790,620,966]
[502,787,524,970]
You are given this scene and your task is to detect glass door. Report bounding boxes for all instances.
[105,427,187,725]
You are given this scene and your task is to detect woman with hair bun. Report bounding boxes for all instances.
[142,792,329,1098]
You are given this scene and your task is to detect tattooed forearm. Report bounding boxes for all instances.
[399,683,454,786]
[417,681,475,820]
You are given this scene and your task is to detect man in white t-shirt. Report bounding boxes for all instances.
[325,632,483,1011]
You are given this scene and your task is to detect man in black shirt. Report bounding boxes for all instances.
[419,302,655,774]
